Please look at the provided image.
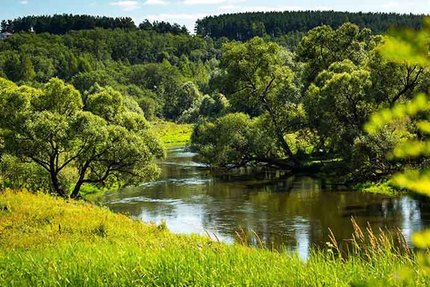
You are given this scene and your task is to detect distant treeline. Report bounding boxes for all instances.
[195,10,424,40]
[0,14,189,35]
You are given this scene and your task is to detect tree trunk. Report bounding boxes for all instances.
[50,171,66,198]
[71,180,84,199]
[263,101,301,167]
[259,88,301,167]
[71,162,93,199]
[274,127,301,167]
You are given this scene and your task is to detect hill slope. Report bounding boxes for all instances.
[0,190,427,286]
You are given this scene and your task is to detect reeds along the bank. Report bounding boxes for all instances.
[328,217,411,260]
[234,217,412,261]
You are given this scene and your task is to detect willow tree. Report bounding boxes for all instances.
[0,78,163,198]
[296,23,374,84]
[305,60,374,152]
[217,37,301,166]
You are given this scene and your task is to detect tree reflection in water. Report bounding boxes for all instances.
[100,147,430,258]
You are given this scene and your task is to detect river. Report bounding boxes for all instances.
[99,146,430,258]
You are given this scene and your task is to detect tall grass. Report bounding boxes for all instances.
[0,190,427,286]
[326,217,412,260]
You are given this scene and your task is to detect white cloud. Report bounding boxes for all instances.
[380,1,400,9]
[146,12,209,21]
[110,1,140,11]
[20,0,29,4]
[218,4,304,13]
[144,0,169,5]
[144,12,211,32]
[142,0,247,5]
[181,0,244,5]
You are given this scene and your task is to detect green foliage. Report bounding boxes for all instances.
[192,113,253,167]
[198,93,230,119]
[297,23,375,83]
[1,14,136,34]
[174,81,203,123]
[71,70,117,94]
[355,181,400,196]
[1,14,189,35]
[86,86,124,121]
[196,11,423,41]
[366,92,430,134]
[139,19,188,34]
[0,154,50,191]
[295,22,427,179]
[364,18,430,281]
[192,113,283,168]
[379,19,430,67]
[208,37,302,165]
[2,53,36,82]
[218,37,297,115]
[367,47,426,107]
[0,13,428,183]
[0,78,163,197]
[0,27,216,120]
[191,22,429,175]
[305,60,374,150]
[127,61,208,121]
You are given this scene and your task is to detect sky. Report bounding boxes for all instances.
[1,0,430,33]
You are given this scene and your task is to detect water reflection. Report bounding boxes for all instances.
[100,147,430,258]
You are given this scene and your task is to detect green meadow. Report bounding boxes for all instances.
[0,190,427,287]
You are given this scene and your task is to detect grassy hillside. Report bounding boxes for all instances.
[0,190,427,286]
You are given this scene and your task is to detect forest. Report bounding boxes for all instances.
[196,10,424,40]
[0,13,427,197]
[1,14,188,35]
[1,11,430,286]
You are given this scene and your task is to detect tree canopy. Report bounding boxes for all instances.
[0,78,163,197]
[0,13,429,191]
[191,22,428,181]
[196,11,423,41]
[1,14,189,35]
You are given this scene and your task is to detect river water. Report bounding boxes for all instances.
[99,147,430,258]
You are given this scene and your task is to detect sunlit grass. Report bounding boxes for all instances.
[0,190,428,286]
[355,181,401,196]
[152,121,193,147]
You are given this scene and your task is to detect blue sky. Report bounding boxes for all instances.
[1,0,430,32]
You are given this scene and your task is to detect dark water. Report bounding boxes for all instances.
[100,147,430,258]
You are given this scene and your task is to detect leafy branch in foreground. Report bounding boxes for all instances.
[365,18,430,273]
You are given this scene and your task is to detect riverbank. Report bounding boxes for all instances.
[355,180,402,196]
[152,121,193,147]
[0,190,427,286]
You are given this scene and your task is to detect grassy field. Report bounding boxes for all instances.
[152,121,193,147]
[0,190,428,286]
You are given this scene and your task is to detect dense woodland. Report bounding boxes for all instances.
[196,11,424,40]
[1,14,188,35]
[0,13,429,197]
